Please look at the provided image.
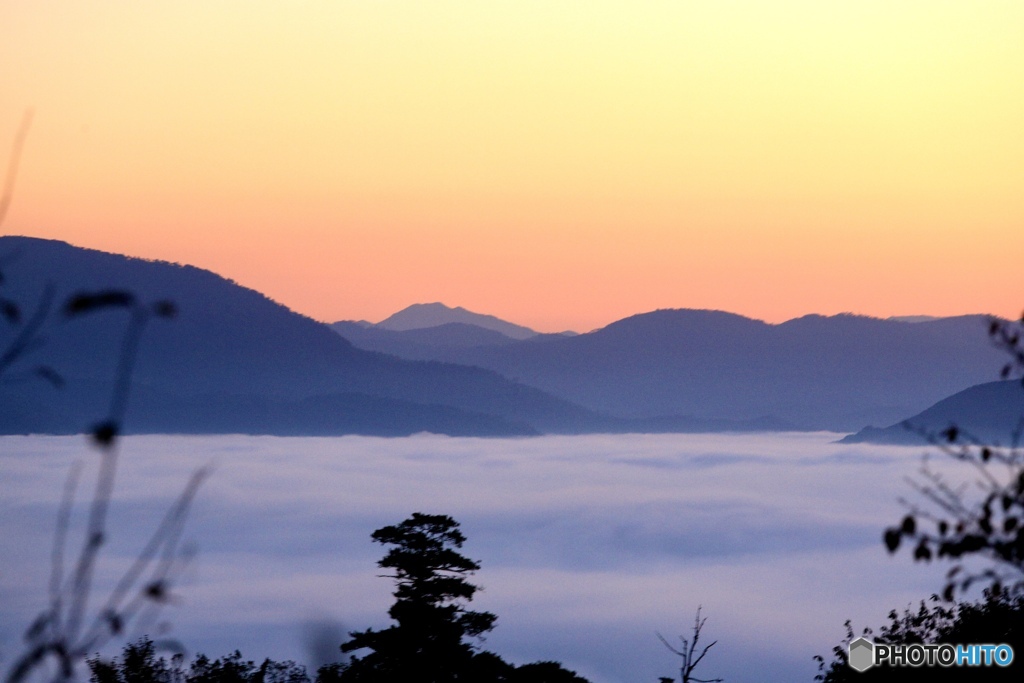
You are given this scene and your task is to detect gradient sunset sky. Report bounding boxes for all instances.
[2,1,1022,332]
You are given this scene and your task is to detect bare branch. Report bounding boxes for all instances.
[659,606,723,683]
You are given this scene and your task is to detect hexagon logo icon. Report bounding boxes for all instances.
[849,637,875,672]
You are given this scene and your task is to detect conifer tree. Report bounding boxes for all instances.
[339,513,497,682]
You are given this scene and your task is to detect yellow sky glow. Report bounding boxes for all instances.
[2,1,1022,331]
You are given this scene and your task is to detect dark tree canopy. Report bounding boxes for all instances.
[339,513,498,682]
[336,512,589,683]
[815,588,1024,681]
[87,639,309,683]
[372,511,496,640]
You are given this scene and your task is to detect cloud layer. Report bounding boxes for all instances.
[1,433,951,682]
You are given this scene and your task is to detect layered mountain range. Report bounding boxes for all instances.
[333,306,1011,433]
[1,236,1018,440]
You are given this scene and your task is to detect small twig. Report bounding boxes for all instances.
[0,108,33,229]
[107,306,149,426]
[0,284,54,379]
[79,467,211,651]
[63,445,119,646]
[6,290,193,683]
[48,461,83,637]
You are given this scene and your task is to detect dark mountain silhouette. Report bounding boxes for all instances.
[4,237,1006,437]
[375,302,539,339]
[0,236,611,436]
[346,308,1006,432]
[840,380,1024,445]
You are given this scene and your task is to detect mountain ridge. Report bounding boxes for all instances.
[0,237,601,436]
[840,380,1024,445]
[2,236,1012,437]
[334,307,1007,431]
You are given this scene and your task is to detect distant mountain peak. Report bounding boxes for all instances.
[376,302,537,340]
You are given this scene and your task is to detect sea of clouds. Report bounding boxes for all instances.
[1,433,956,682]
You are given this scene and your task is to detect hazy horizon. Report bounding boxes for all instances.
[332,300,992,334]
[0,232,1013,335]
[0,234,1004,335]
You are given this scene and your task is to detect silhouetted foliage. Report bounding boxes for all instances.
[814,588,1024,681]
[882,314,1024,600]
[338,512,498,681]
[2,115,205,683]
[821,315,1024,679]
[87,638,309,683]
[504,662,589,682]
[334,513,590,683]
[992,316,1024,385]
[4,283,205,683]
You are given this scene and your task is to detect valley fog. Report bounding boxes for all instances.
[0,433,951,682]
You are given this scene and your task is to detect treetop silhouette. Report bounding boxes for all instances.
[334,512,589,683]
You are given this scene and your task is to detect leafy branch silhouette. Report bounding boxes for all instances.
[883,314,1024,600]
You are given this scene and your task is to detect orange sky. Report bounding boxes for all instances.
[2,1,1022,332]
